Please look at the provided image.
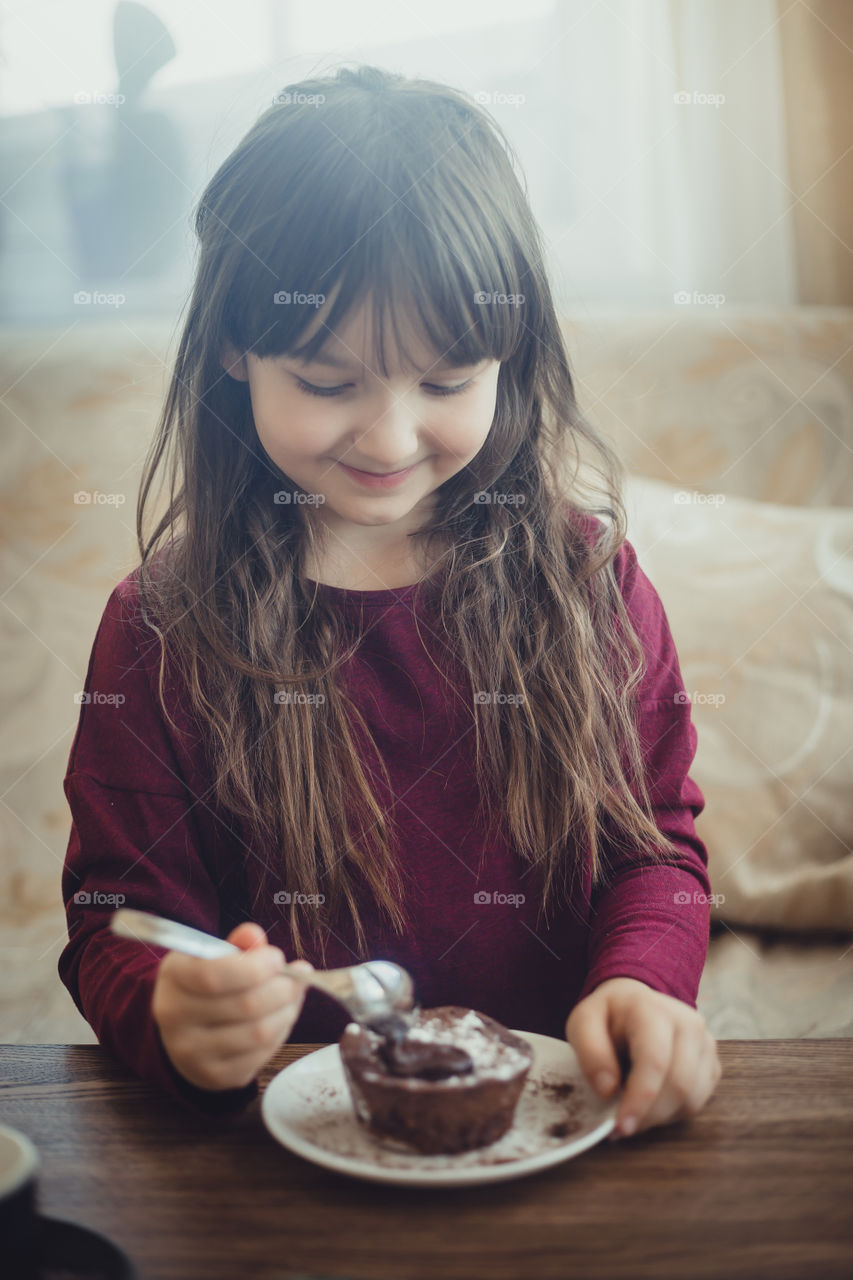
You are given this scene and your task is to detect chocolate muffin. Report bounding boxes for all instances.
[339,1005,533,1155]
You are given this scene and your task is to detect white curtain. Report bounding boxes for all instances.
[539,0,797,307]
[0,0,797,324]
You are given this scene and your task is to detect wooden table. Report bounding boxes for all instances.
[1,1041,851,1280]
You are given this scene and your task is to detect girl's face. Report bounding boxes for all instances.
[222,303,501,550]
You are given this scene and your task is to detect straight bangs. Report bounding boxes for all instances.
[219,100,527,379]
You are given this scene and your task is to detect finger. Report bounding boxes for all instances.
[192,1000,302,1061]
[195,1045,271,1091]
[682,1031,723,1116]
[226,921,268,950]
[636,1020,705,1132]
[180,1036,287,1092]
[565,996,624,1099]
[612,1010,675,1137]
[674,1024,714,1120]
[176,962,314,1028]
[165,943,285,998]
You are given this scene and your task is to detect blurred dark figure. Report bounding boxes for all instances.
[58,2,185,280]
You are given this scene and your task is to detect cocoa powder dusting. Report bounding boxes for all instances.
[280,1069,609,1172]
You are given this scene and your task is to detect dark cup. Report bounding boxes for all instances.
[0,1124,41,1278]
[0,1123,137,1278]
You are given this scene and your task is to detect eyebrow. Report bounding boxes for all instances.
[292,351,480,373]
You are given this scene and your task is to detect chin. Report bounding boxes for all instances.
[341,507,412,526]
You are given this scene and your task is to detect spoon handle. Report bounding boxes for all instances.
[111,908,240,959]
[110,908,332,993]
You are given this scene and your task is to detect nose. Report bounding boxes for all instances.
[350,387,422,469]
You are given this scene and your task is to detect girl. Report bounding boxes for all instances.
[59,64,721,1139]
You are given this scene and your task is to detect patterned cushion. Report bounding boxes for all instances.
[624,472,853,932]
[561,306,853,507]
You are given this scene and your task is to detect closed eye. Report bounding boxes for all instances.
[294,377,474,398]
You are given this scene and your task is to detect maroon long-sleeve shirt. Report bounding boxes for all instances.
[58,527,711,1116]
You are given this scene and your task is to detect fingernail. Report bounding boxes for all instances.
[621,1115,637,1136]
[595,1071,616,1095]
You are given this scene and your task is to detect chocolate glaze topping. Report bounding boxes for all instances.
[367,1007,475,1080]
[377,1035,475,1080]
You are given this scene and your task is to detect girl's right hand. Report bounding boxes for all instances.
[151,921,314,1093]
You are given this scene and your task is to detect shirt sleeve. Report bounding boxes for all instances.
[576,536,712,1010]
[57,580,258,1116]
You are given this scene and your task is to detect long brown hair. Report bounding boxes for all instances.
[136,64,689,965]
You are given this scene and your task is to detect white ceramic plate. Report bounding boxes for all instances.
[261,1030,620,1187]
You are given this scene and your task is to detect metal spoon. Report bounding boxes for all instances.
[109,908,417,1037]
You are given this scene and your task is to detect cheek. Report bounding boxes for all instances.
[253,387,336,456]
[440,389,497,456]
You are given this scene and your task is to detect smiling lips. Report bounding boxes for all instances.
[336,460,420,489]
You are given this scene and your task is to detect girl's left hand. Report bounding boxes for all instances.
[564,976,722,1139]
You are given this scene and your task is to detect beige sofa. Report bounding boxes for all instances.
[1,306,851,1044]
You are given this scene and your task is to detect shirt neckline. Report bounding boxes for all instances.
[303,577,424,605]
